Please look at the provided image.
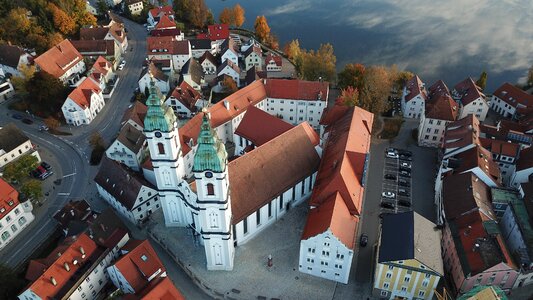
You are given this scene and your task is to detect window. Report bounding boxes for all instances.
[425,135,429,139]
[386,272,392,279]
[432,136,437,141]
[404,276,410,283]
[18,217,26,226]
[422,280,429,287]
[383,282,390,289]
[6,216,11,222]
[434,129,439,134]
[381,291,388,297]
[243,217,248,234]
[437,120,442,125]
[78,286,82,291]
[10,224,17,232]
[426,128,431,133]
[401,286,407,292]
[81,293,86,298]
[268,201,273,218]
[206,183,214,196]
[429,119,434,124]
[425,273,430,278]
[256,210,261,225]
[388,265,394,270]
[157,143,165,154]
[418,290,425,297]
[1,231,10,241]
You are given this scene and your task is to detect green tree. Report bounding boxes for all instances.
[359,65,393,114]
[2,154,39,182]
[476,71,488,90]
[10,64,36,98]
[21,179,42,200]
[395,70,415,89]
[189,0,209,28]
[338,63,366,90]
[254,15,270,42]
[89,131,105,149]
[26,71,68,112]
[300,43,337,82]
[0,264,26,300]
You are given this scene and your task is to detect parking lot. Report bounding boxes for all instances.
[380,149,413,214]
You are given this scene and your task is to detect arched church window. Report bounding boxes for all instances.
[157,143,165,155]
[207,183,215,196]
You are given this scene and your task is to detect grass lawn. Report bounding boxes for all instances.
[381,118,404,139]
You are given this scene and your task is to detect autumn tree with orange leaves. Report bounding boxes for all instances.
[233,4,245,27]
[49,3,76,35]
[254,15,271,43]
[219,4,245,27]
[219,7,233,25]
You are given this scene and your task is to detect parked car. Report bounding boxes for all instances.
[398,149,412,157]
[384,174,397,180]
[398,179,410,187]
[382,191,395,198]
[39,125,49,131]
[398,200,411,207]
[385,147,398,153]
[22,118,33,124]
[399,166,411,173]
[360,234,368,247]
[118,60,126,70]
[399,154,412,161]
[41,161,52,171]
[380,202,395,209]
[386,151,399,159]
[398,189,410,197]
[400,162,411,168]
[12,114,23,120]
[399,170,411,178]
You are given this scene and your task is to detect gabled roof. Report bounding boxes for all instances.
[71,39,116,56]
[150,28,183,38]
[217,59,240,75]
[91,56,112,76]
[124,277,185,300]
[154,14,176,30]
[189,39,212,51]
[443,172,495,221]
[67,77,101,109]
[220,38,237,56]
[112,239,165,293]
[79,27,108,41]
[121,101,147,129]
[199,51,217,66]
[140,62,168,82]
[180,58,203,85]
[0,123,30,154]
[94,158,155,211]
[34,39,83,79]
[115,123,146,154]
[197,24,229,41]
[309,107,374,216]
[229,122,320,223]
[244,44,261,58]
[428,80,451,99]
[53,199,93,229]
[404,75,427,102]
[265,79,329,101]
[425,94,458,121]
[453,77,485,106]
[235,106,294,147]
[516,146,533,171]
[301,192,358,249]
[451,145,501,185]
[147,36,189,55]
[0,44,25,69]
[169,81,201,112]
[481,139,520,159]
[178,80,267,154]
[265,53,282,66]
[0,178,20,220]
[443,114,481,152]
[149,5,174,19]
[379,211,443,275]
[493,82,533,108]
[319,104,351,126]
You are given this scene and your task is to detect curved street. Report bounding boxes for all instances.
[0,18,210,299]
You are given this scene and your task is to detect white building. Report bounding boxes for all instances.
[147,5,174,27]
[0,68,15,102]
[180,58,204,91]
[62,77,105,126]
[265,53,282,72]
[0,123,41,168]
[190,39,214,59]
[199,51,218,75]
[139,63,170,94]
[220,38,239,66]
[418,93,459,148]
[165,81,203,118]
[0,179,34,251]
[217,60,241,87]
[95,158,160,225]
[401,75,426,119]
[0,44,33,78]
[491,83,533,119]
[125,0,143,15]
[34,39,86,85]
[105,123,148,171]
[147,36,191,72]
[452,77,489,121]
[243,44,262,71]
[511,147,533,188]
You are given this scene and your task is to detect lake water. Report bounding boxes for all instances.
[206,0,533,91]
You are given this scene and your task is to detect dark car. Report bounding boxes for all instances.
[384,174,397,180]
[398,189,410,197]
[399,179,410,187]
[398,200,411,207]
[22,118,34,124]
[360,234,368,247]
[41,161,52,171]
[12,114,23,120]
[398,149,412,157]
[399,154,412,161]
[30,170,41,178]
[380,201,395,209]
[399,166,411,173]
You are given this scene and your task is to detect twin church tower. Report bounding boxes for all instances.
[143,79,234,270]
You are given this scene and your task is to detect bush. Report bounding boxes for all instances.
[381,118,404,139]
[90,145,106,165]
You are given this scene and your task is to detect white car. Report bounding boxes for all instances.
[400,162,411,168]
[118,60,126,70]
[386,151,399,159]
[382,191,395,198]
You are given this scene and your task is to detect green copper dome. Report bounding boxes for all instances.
[193,112,227,172]
[144,79,176,132]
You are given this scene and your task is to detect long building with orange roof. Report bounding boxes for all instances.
[34,39,86,85]
[0,178,34,251]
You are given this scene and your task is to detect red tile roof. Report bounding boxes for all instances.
[234,106,294,147]
[70,39,116,56]
[178,80,267,154]
[25,234,99,299]
[229,122,320,223]
[155,14,176,30]
[265,53,282,67]
[428,80,451,99]
[443,114,481,151]
[151,28,183,38]
[67,77,101,109]
[0,178,19,220]
[170,81,201,112]
[265,79,329,101]
[319,103,351,126]
[425,94,459,121]
[452,146,501,185]
[481,139,520,159]
[34,39,83,79]
[443,172,494,221]
[147,36,190,55]
[149,6,174,19]
[91,56,112,77]
[124,277,185,300]
[453,77,485,106]
[301,192,358,249]
[309,107,374,216]
[197,24,229,41]
[121,101,147,129]
[493,82,533,108]
[113,239,165,293]
[404,75,427,102]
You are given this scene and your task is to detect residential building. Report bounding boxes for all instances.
[165,81,203,118]
[0,123,40,168]
[147,5,174,27]
[87,56,115,91]
[18,210,130,300]
[62,77,105,126]
[146,36,191,72]
[491,83,533,119]
[0,178,34,251]
[131,277,184,300]
[71,39,120,66]
[243,44,263,71]
[265,53,282,72]
[95,157,159,225]
[220,38,239,66]
[34,39,86,85]
[199,51,218,75]
[150,14,183,39]
[511,147,533,188]
[418,81,459,147]
[0,44,33,78]
[401,75,427,119]
[125,0,143,16]
[0,67,15,102]
[139,62,170,94]
[196,24,229,42]
[106,123,148,171]
[217,59,240,87]
[107,239,167,294]
[53,199,97,237]
[180,58,203,91]
[373,212,443,299]
[300,107,373,284]
[121,101,147,132]
[264,78,329,129]
[79,23,128,53]
[190,39,214,59]
[452,77,489,121]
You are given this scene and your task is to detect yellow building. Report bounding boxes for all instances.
[373,211,443,299]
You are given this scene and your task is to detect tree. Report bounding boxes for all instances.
[338,63,366,90]
[89,131,105,149]
[233,4,245,27]
[47,32,64,48]
[300,43,337,82]
[219,7,234,25]
[10,64,36,98]
[222,76,238,93]
[0,264,26,300]
[189,0,209,28]
[476,71,488,90]
[359,65,393,114]
[20,179,42,200]
[337,86,359,107]
[44,116,61,130]
[96,0,109,16]
[254,15,270,43]
[76,11,97,27]
[0,8,32,43]
[26,71,68,112]
[2,154,39,182]
[206,10,215,25]
[528,65,533,87]
[395,70,415,89]
[265,33,279,50]
[49,3,76,35]
[284,39,301,61]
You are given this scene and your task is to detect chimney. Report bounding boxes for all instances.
[223,100,230,110]
[79,246,85,256]
[473,243,480,252]
[51,276,57,286]
[64,262,70,272]
[70,209,75,216]
[73,259,78,265]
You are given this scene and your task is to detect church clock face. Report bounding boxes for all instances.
[155,131,162,138]
[205,172,213,178]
